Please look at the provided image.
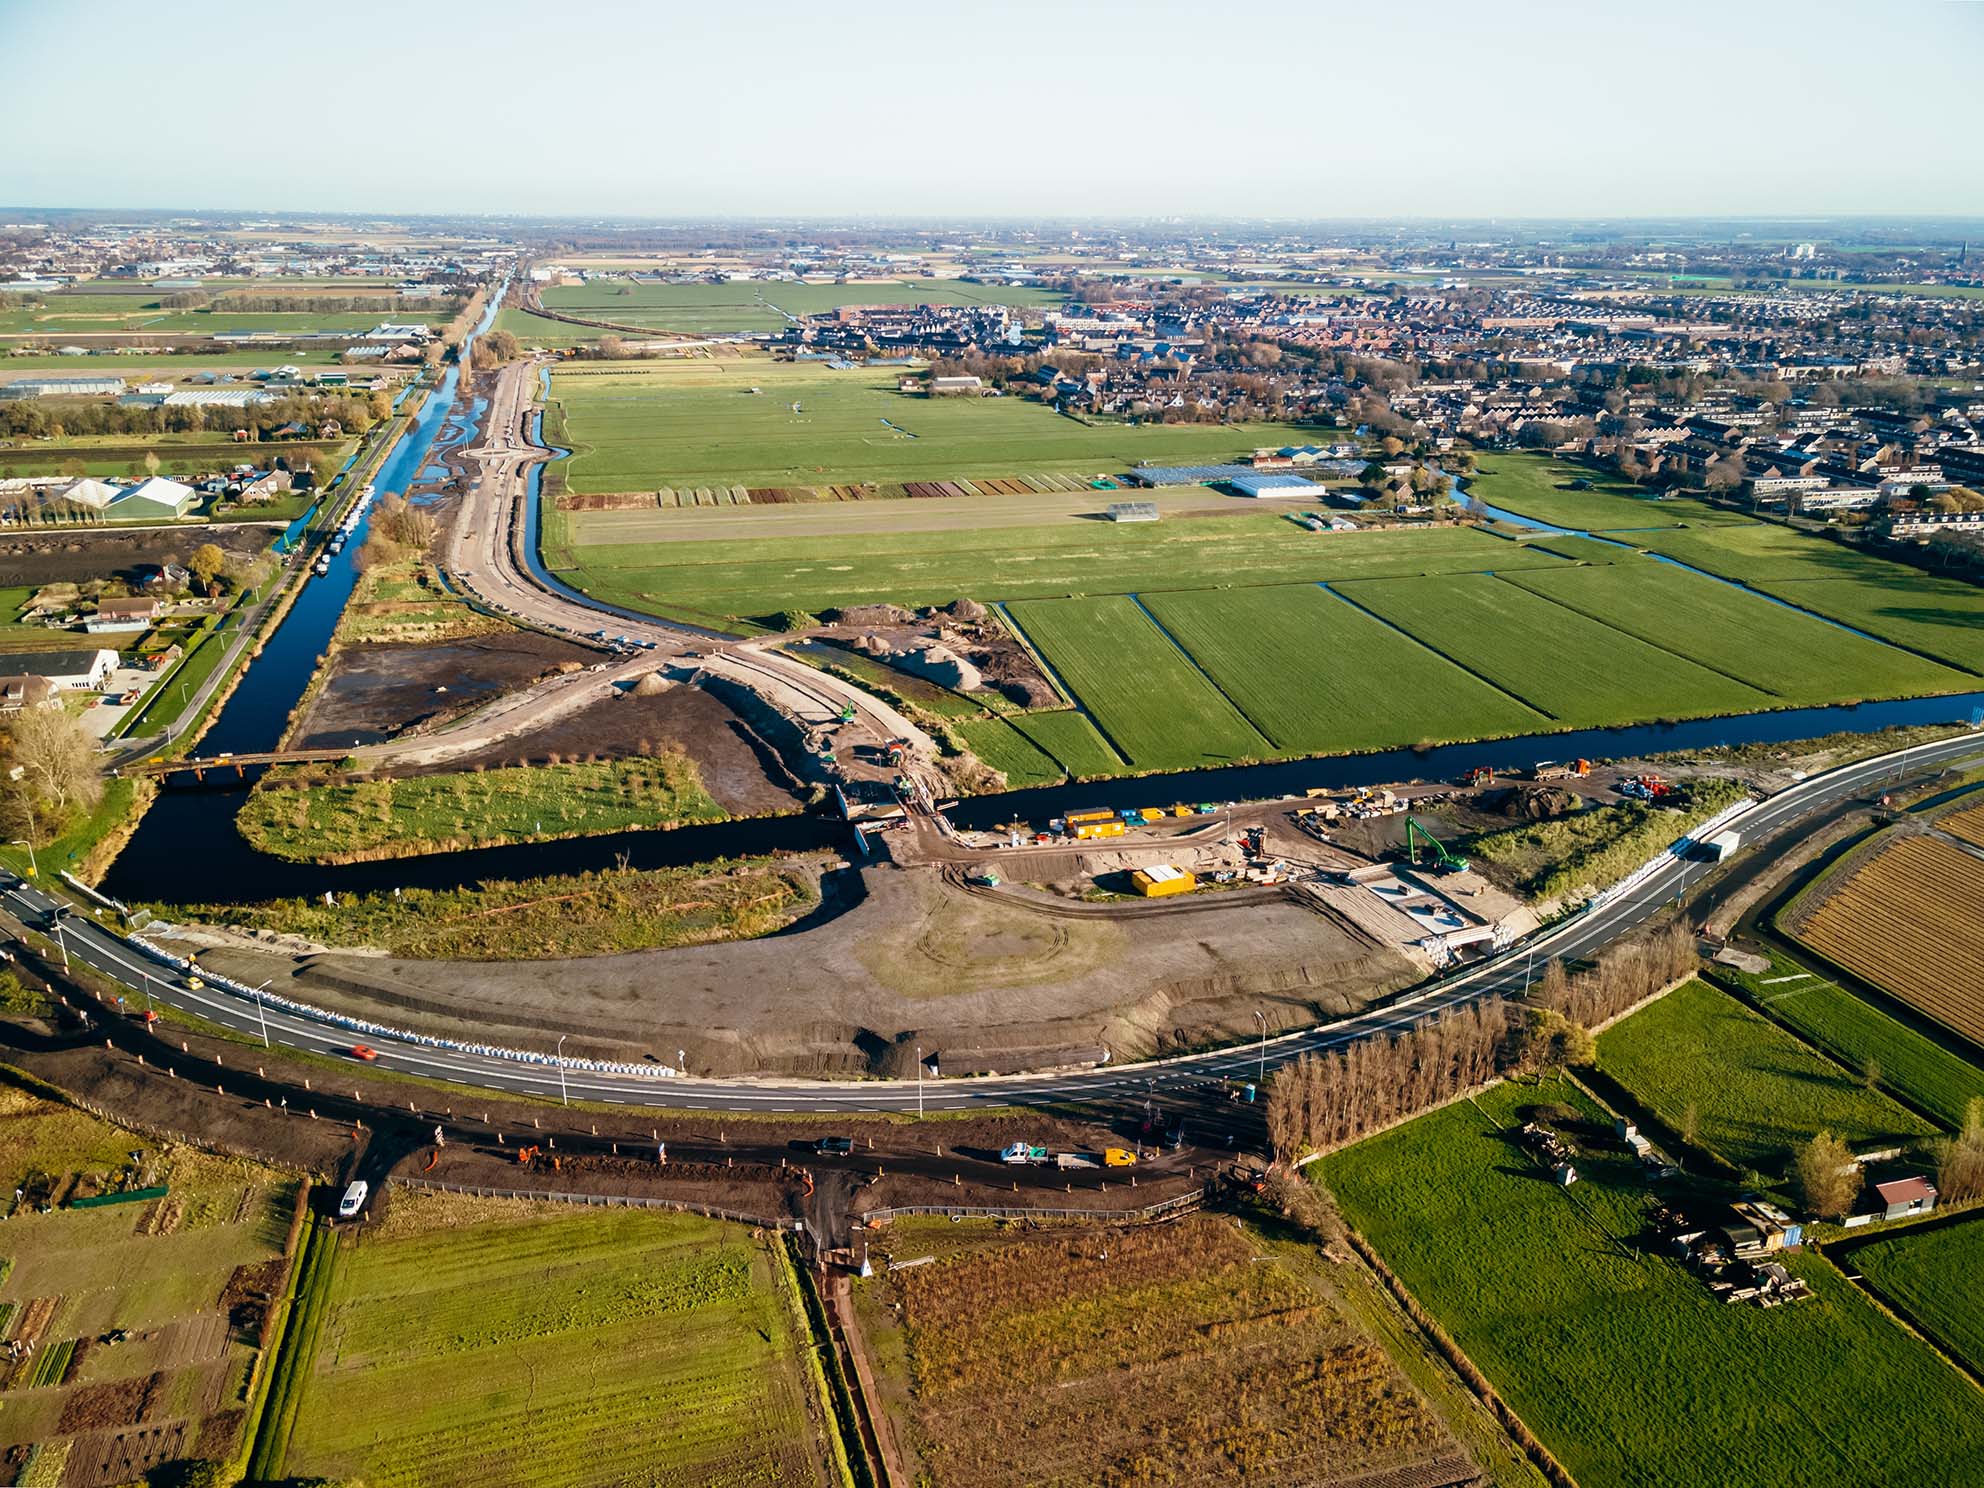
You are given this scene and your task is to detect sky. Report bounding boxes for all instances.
[3,0,1981,221]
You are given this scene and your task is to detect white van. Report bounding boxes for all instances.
[337,1180,369,1220]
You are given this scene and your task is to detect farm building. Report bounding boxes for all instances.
[0,675,54,713]
[10,648,116,692]
[111,477,200,520]
[1,376,128,400]
[1229,473,1327,499]
[1127,463,1257,487]
[86,597,158,634]
[929,375,984,395]
[1105,501,1160,522]
[1130,865,1197,898]
[1873,1176,1938,1221]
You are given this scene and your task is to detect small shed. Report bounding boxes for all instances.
[1874,1176,1938,1221]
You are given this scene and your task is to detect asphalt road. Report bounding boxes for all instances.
[11,728,1980,1114]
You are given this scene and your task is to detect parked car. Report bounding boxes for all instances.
[813,1136,854,1156]
[337,1180,369,1219]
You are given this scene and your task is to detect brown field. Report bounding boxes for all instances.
[1942,803,1984,851]
[851,1213,1470,1488]
[1800,833,1984,1047]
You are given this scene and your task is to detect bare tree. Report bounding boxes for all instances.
[0,708,104,845]
[1793,1131,1862,1220]
[1937,1099,1984,1205]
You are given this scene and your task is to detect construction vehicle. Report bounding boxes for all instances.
[1001,1142,1050,1165]
[1463,765,1495,787]
[885,737,910,766]
[968,869,1002,888]
[838,703,857,724]
[1618,773,1672,801]
[1532,759,1592,781]
[1404,816,1469,874]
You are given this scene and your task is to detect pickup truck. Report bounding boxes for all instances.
[1001,1142,1050,1166]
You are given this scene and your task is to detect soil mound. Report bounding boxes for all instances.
[945,597,989,623]
[630,671,673,697]
[830,602,916,627]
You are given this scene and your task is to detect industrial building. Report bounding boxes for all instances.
[0,376,127,400]
[1127,463,1258,487]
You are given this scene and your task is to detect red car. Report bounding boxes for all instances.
[350,1044,379,1062]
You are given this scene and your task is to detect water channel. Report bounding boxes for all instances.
[96,351,1984,905]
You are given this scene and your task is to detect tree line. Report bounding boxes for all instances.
[1267,924,1697,1161]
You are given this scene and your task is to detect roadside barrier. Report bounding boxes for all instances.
[125,933,679,1080]
[862,1186,1205,1226]
[396,1176,787,1228]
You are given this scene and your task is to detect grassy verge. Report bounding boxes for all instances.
[113,622,231,737]
[777,1235,864,1488]
[235,750,726,863]
[1851,1216,1984,1378]
[165,854,813,959]
[0,776,144,885]
[335,551,505,645]
[1469,778,1749,902]
[246,1217,340,1483]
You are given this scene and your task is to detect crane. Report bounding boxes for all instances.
[1404,816,1469,874]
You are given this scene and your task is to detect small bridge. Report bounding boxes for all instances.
[120,747,357,779]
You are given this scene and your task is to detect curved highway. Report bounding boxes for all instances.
[11,727,1979,1113]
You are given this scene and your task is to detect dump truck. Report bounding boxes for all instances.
[1001,1142,1050,1165]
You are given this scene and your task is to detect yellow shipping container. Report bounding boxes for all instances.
[1075,820,1127,840]
[1139,807,1165,823]
[1131,865,1197,897]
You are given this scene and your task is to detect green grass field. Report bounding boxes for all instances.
[1140,582,1548,755]
[235,752,726,862]
[953,708,1129,786]
[1324,1078,1984,1488]
[1625,524,1984,675]
[1705,950,1984,1130]
[550,359,1319,491]
[952,715,1064,785]
[115,625,230,736]
[1003,596,1270,769]
[277,1198,831,1488]
[538,276,1062,336]
[1336,572,1771,726]
[551,515,1556,627]
[1502,559,1968,704]
[1596,979,1935,1169]
[1853,1219,1984,1377]
[1465,454,1748,531]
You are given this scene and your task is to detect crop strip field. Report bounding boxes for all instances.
[856,1213,1467,1488]
[1798,833,1984,1048]
[279,1198,830,1488]
[1593,979,1935,1169]
[1325,1078,1984,1488]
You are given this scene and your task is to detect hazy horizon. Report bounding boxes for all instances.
[3,0,1981,221]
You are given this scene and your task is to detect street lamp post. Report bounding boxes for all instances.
[1253,1009,1267,1090]
[916,1044,924,1118]
[51,917,68,972]
[557,1033,569,1107]
[10,839,36,878]
[252,979,272,1050]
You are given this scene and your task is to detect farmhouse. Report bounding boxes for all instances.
[10,648,116,692]
[0,675,55,713]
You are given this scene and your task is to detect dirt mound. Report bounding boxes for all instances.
[1508,785,1579,820]
[945,597,988,623]
[830,603,916,627]
[630,671,672,697]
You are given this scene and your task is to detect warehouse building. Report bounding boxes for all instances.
[0,376,127,400]
[1127,463,1257,487]
[1228,473,1327,498]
